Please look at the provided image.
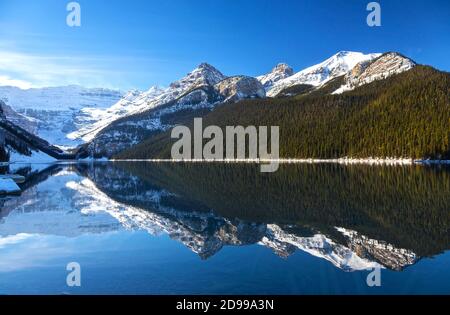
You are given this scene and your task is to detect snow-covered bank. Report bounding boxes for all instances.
[9,150,57,164]
[4,157,449,167]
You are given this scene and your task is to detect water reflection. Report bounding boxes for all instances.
[1,162,448,275]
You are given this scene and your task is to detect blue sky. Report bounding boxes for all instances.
[0,0,448,90]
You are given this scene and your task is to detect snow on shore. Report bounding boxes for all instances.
[111,157,450,165]
[9,150,57,164]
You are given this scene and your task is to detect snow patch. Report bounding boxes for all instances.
[9,150,57,163]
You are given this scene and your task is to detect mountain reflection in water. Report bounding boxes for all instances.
[1,162,448,275]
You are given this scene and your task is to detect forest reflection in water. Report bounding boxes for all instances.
[0,162,449,283]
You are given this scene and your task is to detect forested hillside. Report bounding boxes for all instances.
[116,66,450,160]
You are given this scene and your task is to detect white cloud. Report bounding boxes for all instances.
[0,50,123,89]
[0,75,33,89]
[0,234,74,272]
[0,233,33,248]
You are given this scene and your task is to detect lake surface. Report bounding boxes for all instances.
[0,162,449,295]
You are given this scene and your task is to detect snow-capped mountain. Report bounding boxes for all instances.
[83,63,265,157]
[266,51,381,97]
[257,63,294,90]
[70,63,226,142]
[0,85,123,147]
[333,52,416,94]
[0,51,419,156]
[0,100,79,162]
[67,87,163,142]
[0,172,122,237]
[261,225,383,271]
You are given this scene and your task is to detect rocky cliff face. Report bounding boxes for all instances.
[215,76,266,103]
[336,228,418,271]
[334,52,416,94]
[0,103,38,135]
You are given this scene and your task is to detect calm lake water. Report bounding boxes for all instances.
[0,162,449,295]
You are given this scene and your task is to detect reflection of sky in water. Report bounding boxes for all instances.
[0,164,449,294]
[1,231,450,295]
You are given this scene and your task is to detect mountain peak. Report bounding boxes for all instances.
[334,50,352,57]
[197,62,217,70]
[325,51,380,64]
[174,62,226,89]
[272,63,294,75]
[195,62,225,79]
[333,50,360,57]
[257,63,294,89]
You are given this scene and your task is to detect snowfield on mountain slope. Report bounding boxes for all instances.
[266,51,381,97]
[67,87,164,142]
[0,85,123,147]
[0,85,123,111]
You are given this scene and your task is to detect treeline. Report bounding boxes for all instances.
[116,66,450,160]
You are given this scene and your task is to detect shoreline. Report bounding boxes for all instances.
[109,158,450,165]
[3,158,450,166]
